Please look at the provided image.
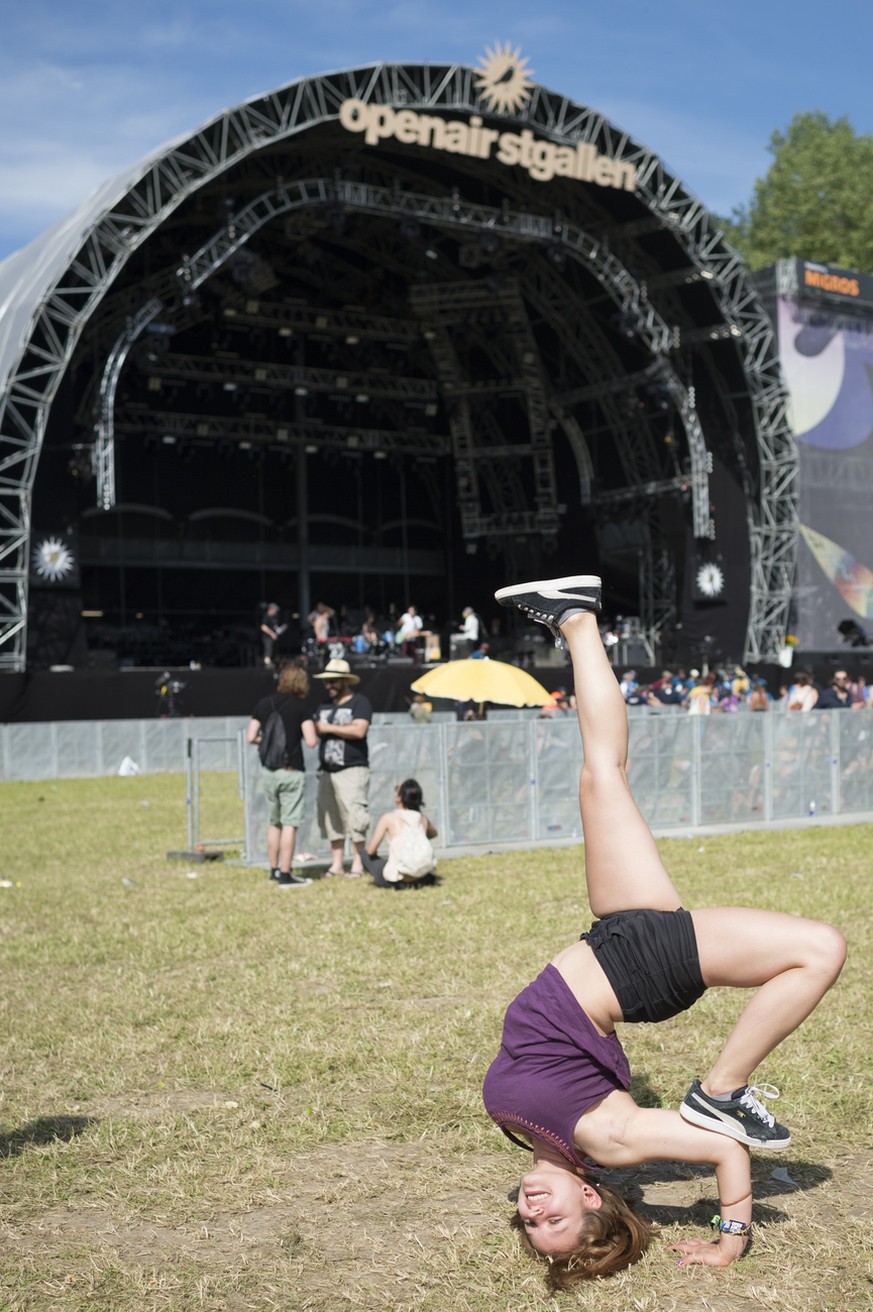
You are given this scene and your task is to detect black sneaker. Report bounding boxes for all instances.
[494,575,601,647]
[268,868,281,881]
[680,1079,791,1148]
[276,871,312,888]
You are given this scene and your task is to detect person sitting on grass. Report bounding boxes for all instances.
[483,573,847,1291]
[362,779,438,890]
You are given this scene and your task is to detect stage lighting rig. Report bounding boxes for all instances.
[837,619,870,647]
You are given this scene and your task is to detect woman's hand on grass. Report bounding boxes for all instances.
[670,1237,742,1267]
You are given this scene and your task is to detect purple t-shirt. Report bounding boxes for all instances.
[482,963,630,1167]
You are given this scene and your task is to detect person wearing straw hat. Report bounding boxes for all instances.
[312,658,373,878]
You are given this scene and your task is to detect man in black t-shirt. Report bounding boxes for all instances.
[312,658,373,878]
[815,669,853,710]
[246,664,317,887]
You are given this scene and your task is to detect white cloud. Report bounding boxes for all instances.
[2,0,873,259]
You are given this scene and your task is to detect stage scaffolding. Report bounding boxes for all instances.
[0,60,796,671]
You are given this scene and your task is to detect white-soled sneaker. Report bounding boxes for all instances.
[494,575,601,647]
[679,1079,791,1149]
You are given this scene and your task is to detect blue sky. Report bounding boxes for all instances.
[1,0,872,262]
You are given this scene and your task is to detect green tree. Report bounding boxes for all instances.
[722,111,873,271]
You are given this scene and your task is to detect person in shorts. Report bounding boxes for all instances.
[246,663,317,888]
[483,575,846,1291]
[312,658,373,877]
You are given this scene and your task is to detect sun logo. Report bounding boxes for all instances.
[695,562,725,599]
[32,536,75,583]
[474,42,535,115]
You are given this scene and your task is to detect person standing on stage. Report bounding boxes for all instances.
[307,601,336,646]
[260,602,286,667]
[312,658,373,878]
[459,605,481,656]
[396,604,424,663]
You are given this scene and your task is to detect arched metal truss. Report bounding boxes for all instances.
[95,180,713,537]
[0,60,796,670]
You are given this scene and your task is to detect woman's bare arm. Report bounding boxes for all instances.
[366,813,390,857]
[579,1098,752,1267]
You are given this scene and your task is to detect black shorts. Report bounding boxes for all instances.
[581,908,705,1024]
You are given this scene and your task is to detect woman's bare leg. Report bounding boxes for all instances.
[562,611,682,917]
[691,906,847,1093]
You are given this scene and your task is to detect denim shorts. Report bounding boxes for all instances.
[581,908,705,1024]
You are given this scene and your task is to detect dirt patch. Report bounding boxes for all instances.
[91,1090,236,1117]
[8,1141,488,1307]
[7,1140,872,1310]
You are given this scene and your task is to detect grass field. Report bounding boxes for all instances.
[1,774,871,1311]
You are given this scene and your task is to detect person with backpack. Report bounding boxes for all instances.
[362,779,438,889]
[246,663,318,888]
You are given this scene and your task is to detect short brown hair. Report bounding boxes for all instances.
[509,1180,654,1290]
[277,664,310,698]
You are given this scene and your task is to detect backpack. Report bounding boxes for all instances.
[258,701,288,769]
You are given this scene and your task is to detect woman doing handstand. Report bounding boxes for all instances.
[483,575,846,1289]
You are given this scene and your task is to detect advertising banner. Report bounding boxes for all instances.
[777,289,873,650]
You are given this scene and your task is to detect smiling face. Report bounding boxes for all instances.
[516,1162,602,1257]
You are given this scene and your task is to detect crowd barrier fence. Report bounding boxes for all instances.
[2,710,871,861]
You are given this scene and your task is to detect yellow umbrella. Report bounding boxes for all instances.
[410,658,552,708]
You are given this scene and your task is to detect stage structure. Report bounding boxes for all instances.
[0,49,796,673]
[756,258,873,655]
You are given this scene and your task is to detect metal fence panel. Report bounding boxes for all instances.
[771,713,835,819]
[141,719,186,773]
[443,720,533,846]
[534,717,583,842]
[191,735,246,848]
[188,719,239,772]
[838,712,873,814]
[5,723,57,779]
[98,721,146,776]
[698,713,768,827]
[53,721,98,778]
[629,713,696,829]
[4,710,873,853]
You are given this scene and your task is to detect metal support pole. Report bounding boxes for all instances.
[186,735,195,850]
[297,443,310,626]
[690,719,702,829]
[437,722,451,846]
[831,710,841,816]
[528,718,540,843]
[763,711,773,823]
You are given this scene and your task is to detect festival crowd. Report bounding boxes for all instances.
[615,667,872,713]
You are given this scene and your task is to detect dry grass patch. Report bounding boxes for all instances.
[1,776,871,1309]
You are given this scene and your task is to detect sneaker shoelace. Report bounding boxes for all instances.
[738,1083,780,1127]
